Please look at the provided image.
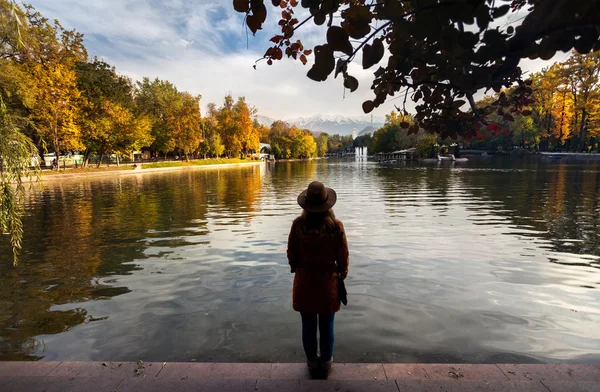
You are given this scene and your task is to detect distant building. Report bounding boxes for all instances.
[259,143,273,160]
[352,128,358,140]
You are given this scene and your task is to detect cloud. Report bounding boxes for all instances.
[27,0,563,120]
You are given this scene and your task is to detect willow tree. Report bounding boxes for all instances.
[234,0,600,138]
[0,99,38,266]
[0,1,41,264]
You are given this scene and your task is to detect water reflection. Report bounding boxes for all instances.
[0,166,262,360]
[0,159,599,363]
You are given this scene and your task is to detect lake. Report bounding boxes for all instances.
[1,157,599,363]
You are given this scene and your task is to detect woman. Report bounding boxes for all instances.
[287,181,349,378]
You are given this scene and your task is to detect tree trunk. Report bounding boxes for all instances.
[116,154,120,167]
[83,149,91,168]
[579,109,587,152]
[97,150,104,169]
[558,91,566,149]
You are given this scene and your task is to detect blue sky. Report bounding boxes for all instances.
[27,0,562,120]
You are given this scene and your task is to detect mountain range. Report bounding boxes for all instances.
[254,114,385,136]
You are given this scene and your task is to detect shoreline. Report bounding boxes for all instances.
[29,161,263,182]
[0,362,597,391]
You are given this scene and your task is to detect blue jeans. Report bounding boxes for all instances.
[300,312,335,362]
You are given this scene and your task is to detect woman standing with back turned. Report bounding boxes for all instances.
[287,181,349,378]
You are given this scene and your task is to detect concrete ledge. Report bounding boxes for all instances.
[0,362,598,391]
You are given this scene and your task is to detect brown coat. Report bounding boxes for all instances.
[287,218,349,314]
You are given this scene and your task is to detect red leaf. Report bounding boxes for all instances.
[234,0,249,13]
[270,35,283,43]
[503,129,511,137]
[400,121,410,129]
[362,100,375,114]
[303,49,312,55]
[486,124,496,132]
[522,110,532,116]
[300,54,307,65]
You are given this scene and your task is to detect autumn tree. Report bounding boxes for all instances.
[14,8,88,162]
[234,97,260,155]
[563,51,600,151]
[235,0,600,139]
[77,59,152,166]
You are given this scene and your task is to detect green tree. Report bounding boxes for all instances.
[171,92,203,160]
[201,103,225,158]
[135,77,180,157]
[316,133,328,156]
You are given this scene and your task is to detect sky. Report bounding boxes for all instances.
[27,0,566,120]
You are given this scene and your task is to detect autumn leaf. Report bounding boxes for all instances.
[233,0,249,13]
[362,100,375,114]
[400,121,410,129]
[362,38,384,69]
[306,44,334,82]
[327,26,353,56]
[343,75,359,92]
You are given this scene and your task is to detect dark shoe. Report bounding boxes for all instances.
[320,358,333,379]
[307,358,319,371]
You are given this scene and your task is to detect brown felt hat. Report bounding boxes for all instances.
[297,181,337,212]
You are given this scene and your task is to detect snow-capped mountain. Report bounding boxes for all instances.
[253,114,385,135]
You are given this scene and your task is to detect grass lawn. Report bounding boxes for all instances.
[141,158,256,169]
[39,158,258,176]
[41,166,135,176]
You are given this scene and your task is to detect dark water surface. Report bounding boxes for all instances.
[1,158,599,363]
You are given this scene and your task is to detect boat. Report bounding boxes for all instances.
[437,154,469,162]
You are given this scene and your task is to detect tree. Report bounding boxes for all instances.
[234,0,600,138]
[201,103,225,158]
[170,92,203,160]
[563,51,600,151]
[77,59,152,166]
[414,134,437,158]
[234,97,260,155]
[19,11,88,162]
[316,133,328,156]
[0,98,39,265]
[135,77,180,156]
[215,95,242,157]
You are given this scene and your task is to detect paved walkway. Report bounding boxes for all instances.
[0,362,598,391]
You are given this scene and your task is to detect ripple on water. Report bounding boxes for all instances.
[0,158,599,362]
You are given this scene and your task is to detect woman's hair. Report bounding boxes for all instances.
[298,209,337,234]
